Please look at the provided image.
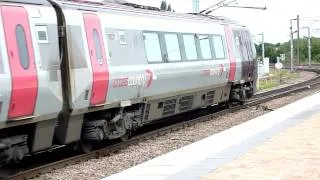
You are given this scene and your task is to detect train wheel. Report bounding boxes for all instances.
[120,131,131,142]
[77,141,93,153]
[226,101,236,108]
[12,146,28,163]
[240,100,246,105]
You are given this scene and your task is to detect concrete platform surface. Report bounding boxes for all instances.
[201,111,320,180]
[102,91,320,180]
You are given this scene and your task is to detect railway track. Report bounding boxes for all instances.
[5,68,320,180]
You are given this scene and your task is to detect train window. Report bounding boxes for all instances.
[212,35,225,59]
[234,31,246,61]
[251,40,257,58]
[199,35,212,59]
[244,32,253,59]
[182,34,197,61]
[233,36,241,59]
[35,25,48,44]
[164,33,181,61]
[16,24,30,70]
[239,33,249,60]
[143,32,162,63]
[92,28,103,64]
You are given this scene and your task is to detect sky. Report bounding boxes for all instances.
[125,0,320,44]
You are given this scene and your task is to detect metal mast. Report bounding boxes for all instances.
[193,0,199,13]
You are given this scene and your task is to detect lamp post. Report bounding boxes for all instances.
[290,18,296,72]
[257,32,265,63]
[256,32,265,91]
[193,0,199,13]
[301,27,311,68]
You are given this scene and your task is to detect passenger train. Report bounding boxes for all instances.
[0,0,257,166]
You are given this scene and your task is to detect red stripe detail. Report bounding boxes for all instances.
[224,26,236,81]
[1,6,38,119]
[145,69,153,88]
[83,13,109,105]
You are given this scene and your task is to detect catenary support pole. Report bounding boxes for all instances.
[193,0,200,13]
[290,19,294,72]
[308,27,311,68]
[262,32,265,61]
[297,15,300,65]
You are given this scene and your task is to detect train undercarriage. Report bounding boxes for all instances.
[78,82,254,152]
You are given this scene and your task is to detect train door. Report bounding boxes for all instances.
[224,26,236,81]
[1,6,38,119]
[233,30,250,81]
[83,13,109,106]
[241,31,254,80]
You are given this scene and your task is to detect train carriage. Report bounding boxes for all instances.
[0,0,257,166]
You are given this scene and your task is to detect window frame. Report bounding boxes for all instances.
[118,30,127,45]
[142,30,230,63]
[239,30,250,61]
[163,32,183,62]
[16,24,30,70]
[142,31,164,64]
[233,30,246,61]
[242,31,254,60]
[92,28,104,65]
[196,34,214,60]
[181,33,199,61]
[212,34,227,60]
[35,25,49,44]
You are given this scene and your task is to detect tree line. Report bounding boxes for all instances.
[255,37,320,64]
[160,0,174,12]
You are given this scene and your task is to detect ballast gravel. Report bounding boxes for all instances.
[33,71,319,180]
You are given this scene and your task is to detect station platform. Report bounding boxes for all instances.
[103,91,320,180]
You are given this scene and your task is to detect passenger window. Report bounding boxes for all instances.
[199,35,212,59]
[92,29,103,64]
[182,34,197,60]
[16,24,29,70]
[164,33,181,62]
[212,35,225,59]
[143,32,162,63]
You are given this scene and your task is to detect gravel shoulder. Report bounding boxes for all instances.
[33,71,319,180]
[257,69,317,94]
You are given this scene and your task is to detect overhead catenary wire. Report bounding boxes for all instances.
[199,0,226,13]
[221,4,266,10]
[202,0,238,14]
[198,0,267,15]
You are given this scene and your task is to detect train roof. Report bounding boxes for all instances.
[0,0,247,28]
[0,0,50,5]
[56,0,247,28]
